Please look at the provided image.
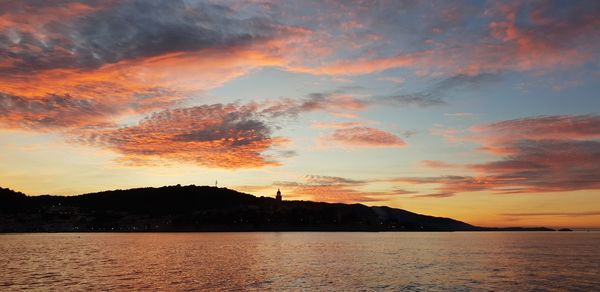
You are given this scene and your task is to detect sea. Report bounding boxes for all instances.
[1,232,599,291]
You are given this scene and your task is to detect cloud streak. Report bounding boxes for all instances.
[274,175,393,203]
[327,127,406,148]
[501,211,600,217]
[420,160,459,169]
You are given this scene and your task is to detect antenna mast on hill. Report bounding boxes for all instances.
[215,180,218,188]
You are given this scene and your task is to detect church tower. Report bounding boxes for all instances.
[276,188,282,201]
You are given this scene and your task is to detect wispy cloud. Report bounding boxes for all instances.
[373,73,498,108]
[501,211,600,217]
[420,160,460,169]
[274,175,393,203]
[324,127,406,148]
[469,114,600,147]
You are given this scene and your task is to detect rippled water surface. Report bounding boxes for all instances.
[1,232,599,291]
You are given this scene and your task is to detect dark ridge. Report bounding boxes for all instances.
[0,187,28,212]
[0,185,554,232]
[558,228,573,232]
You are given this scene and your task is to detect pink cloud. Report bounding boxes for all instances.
[285,1,598,77]
[326,127,406,148]
[420,160,460,169]
[470,115,600,145]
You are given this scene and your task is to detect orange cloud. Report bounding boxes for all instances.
[0,40,301,131]
[77,104,287,169]
[325,127,406,148]
[0,39,313,130]
[420,160,459,169]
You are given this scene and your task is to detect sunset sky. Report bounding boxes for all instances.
[1,0,599,228]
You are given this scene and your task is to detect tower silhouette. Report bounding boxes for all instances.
[276,188,282,201]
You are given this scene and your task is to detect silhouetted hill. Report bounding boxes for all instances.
[0,185,554,232]
[0,187,28,212]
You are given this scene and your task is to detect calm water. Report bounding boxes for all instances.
[1,232,599,291]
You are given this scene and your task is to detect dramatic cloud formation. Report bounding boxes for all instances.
[1,1,597,134]
[327,127,406,148]
[0,0,285,73]
[394,115,600,197]
[0,0,598,219]
[75,85,421,167]
[0,0,304,131]
[282,1,599,76]
[77,104,286,168]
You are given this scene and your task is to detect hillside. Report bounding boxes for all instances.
[0,185,553,232]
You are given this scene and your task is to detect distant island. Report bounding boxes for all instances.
[0,185,555,232]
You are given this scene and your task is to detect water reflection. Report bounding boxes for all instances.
[1,232,599,291]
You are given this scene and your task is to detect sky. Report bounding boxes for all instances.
[1,0,599,228]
